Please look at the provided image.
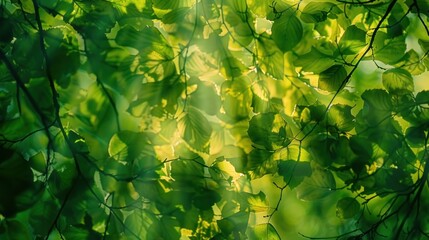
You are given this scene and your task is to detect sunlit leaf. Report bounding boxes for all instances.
[247,191,269,212]
[382,68,414,95]
[339,25,367,54]
[318,65,347,92]
[395,50,426,75]
[295,47,335,73]
[178,107,212,153]
[372,33,406,64]
[250,223,281,240]
[300,2,341,23]
[327,104,355,131]
[221,77,252,122]
[256,36,284,79]
[248,112,287,150]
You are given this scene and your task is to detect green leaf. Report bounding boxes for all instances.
[271,15,303,52]
[327,104,355,131]
[300,2,341,23]
[116,25,173,58]
[250,223,281,240]
[108,131,158,170]
[220,56,247,78]
[418,38,429,52]
[189,80,221,115]
[29,152,47,173]
[0,148,34,217]
[278,160,312,189]
[349,136,373,159]
[0,18,13,44]
[193,189,221,210]
[247,191,269,212]
[124,209,157,238]
[296,167,336,201]
[318,65,347,92]
[256,37,284,79]
[416,90,429,104]
[372,33,406,64]
[247,149,275,179]
[295,47,335,73]
[248,112,287,150]
[29,200,59,236]
[179,107,212,153]
[361,89,393,122]
[217,212,249,235]
[361,89,392,111]
[170,158,205,185]
[0,220,31,240]
[147,216,181,240]
[382,68,414,95]
[308,135,337,167]
[336,197,360,219]
[339,25,367,55]
[394,50,426,75]
[220,78,252,122]
[405,126,426,147]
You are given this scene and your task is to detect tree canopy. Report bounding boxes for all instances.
[1,0,429,239]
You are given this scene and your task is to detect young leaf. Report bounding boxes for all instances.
[327,104,355,131]
[300,2,341,23]
[189,80,221,115]
[395,50,426,75]
[178,107,213,153]
[336,197,360,219]
[247,191,269,212]
[339,25,367,55]
[382,68,414,95]
[221,78,252,122]
[271,14,303,52]
[250,223,281,240]
[256,37,285,79]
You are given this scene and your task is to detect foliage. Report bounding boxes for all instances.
[0,0,429,239]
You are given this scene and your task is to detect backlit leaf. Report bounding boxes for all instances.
[336,197,360,219]
[278,160,312,189]
[296,167,336,201]
[178,107,212,153]
[382,68,414,95]
[339,25,367,54]
[318,65,347,92]
[271,14,303,52]
[250,223,280,240]
[300,2,341,23]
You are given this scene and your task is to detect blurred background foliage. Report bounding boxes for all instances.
[1,0,429,239]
